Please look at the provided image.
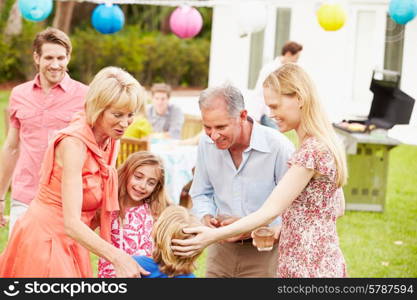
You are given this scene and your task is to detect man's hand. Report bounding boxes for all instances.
[202,214,220,228]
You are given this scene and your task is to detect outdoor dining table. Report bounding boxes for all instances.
[150,139,198,204]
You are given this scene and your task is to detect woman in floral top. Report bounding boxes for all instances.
[98,151,170,278]
[172,63,348,278]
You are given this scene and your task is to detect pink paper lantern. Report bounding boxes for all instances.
[169,6,203,39]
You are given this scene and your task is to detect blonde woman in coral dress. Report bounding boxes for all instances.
[0,67,149,278]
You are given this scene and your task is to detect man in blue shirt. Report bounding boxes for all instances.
[190,84,294,278]
[146,83,184,139]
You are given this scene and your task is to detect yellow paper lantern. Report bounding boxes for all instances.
[317,3,347,31]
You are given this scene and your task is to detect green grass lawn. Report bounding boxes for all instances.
[0,90,416,277]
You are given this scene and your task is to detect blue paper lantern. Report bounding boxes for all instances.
[91,4,125,34]
[388,0,417,25]
[18,0,53,22]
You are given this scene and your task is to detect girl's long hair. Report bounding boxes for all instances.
[263,63,347,186]
[117,151,170,220]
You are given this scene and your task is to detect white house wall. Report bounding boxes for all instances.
[290,0,355,122]
[402,20,417,125]
[208,0,416,125]
[208,4,251,89]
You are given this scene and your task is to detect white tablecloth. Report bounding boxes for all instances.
[150,142,198,204]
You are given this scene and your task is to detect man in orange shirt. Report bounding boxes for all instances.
[0,27,88,233]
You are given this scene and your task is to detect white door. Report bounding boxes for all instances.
[350,4,387,116]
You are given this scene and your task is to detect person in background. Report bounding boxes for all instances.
[188,84,294,277]
[0,67,149,278]
[252,41,303,129]
[172,64,347,278]
[146,83,184,139]
[123,99,153,139]
[0,27,88,233]
[98,151,170,278]
[133,205,202,278]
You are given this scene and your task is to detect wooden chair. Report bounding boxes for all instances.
[117,137,150,168]
[181,114,203,140]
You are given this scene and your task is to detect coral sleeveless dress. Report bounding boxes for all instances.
[0,113,119,277]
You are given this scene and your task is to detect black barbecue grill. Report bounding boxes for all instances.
[335,69,415,132]
[368,70,415,129]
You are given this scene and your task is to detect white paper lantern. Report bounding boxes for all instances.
[237,3,268,38]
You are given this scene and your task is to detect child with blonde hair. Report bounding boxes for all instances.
[98,151,170,278]
[133,205,203,278]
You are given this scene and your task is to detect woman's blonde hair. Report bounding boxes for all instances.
[85,66,146,126]
[263,63,347,186]
[152,206,202,277]
[117,151,170,220]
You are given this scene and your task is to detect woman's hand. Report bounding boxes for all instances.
[171,225,218,257]
[218,216,251,243]
[112,250,150,278]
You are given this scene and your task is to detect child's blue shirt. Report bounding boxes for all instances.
[133,256,195,278]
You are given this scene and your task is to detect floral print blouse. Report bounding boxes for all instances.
[277,137,347,278]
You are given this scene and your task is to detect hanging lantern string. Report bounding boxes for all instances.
[55,0,285,8]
